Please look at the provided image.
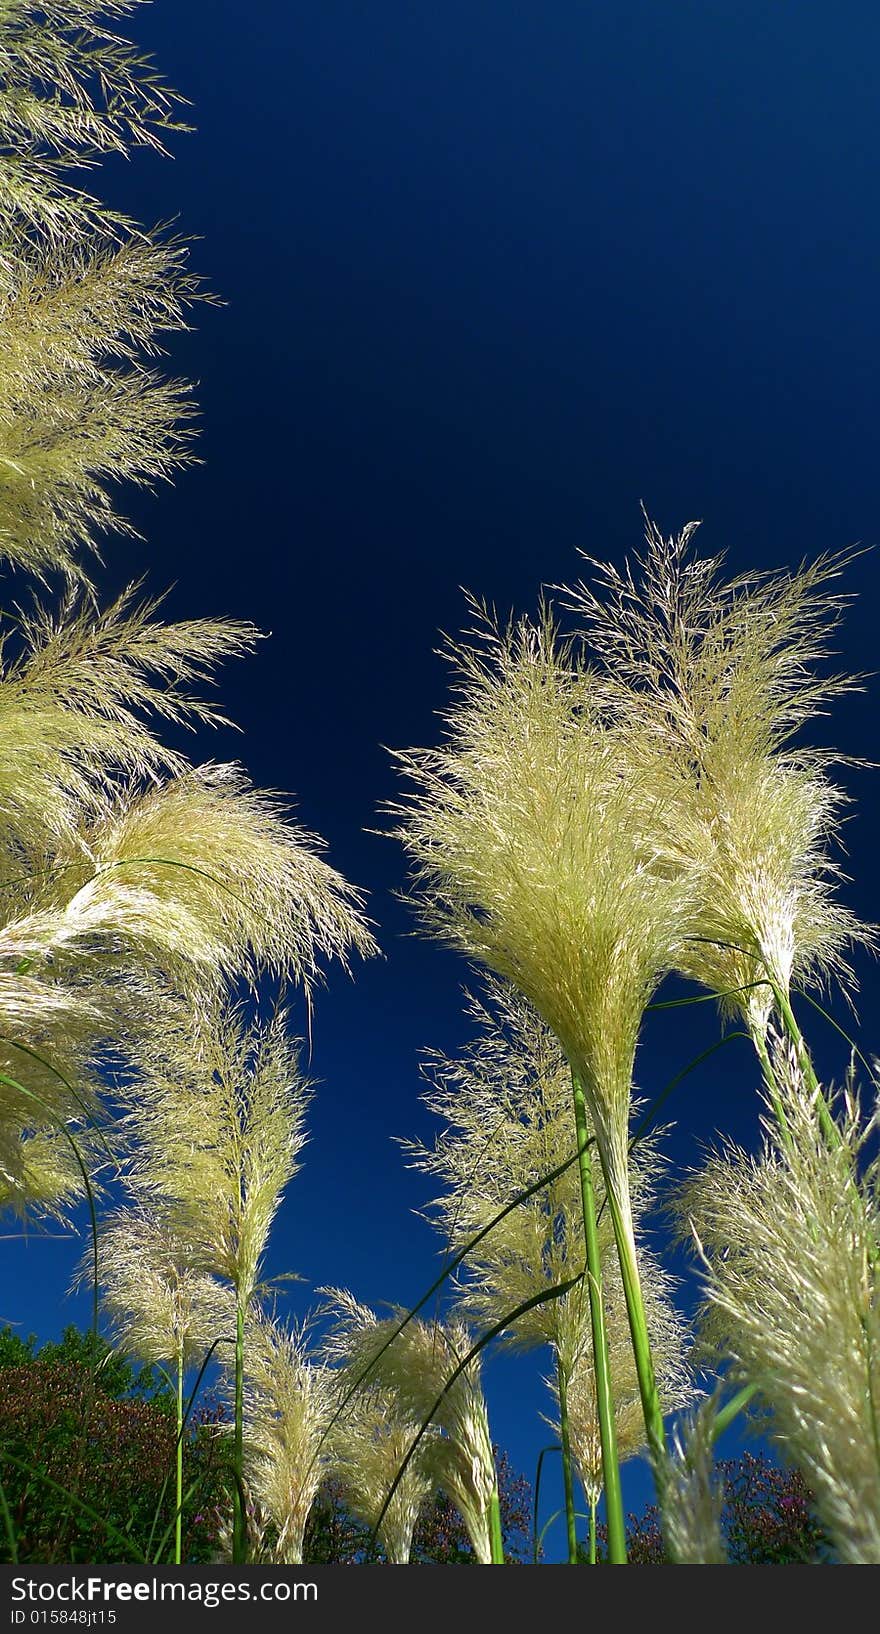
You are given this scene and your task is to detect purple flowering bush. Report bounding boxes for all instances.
[597,1452,830,1564]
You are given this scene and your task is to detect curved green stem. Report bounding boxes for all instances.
[366,1273,581,1558]
[232,1297,245,1564]
[146,1336,229,1564]
[313,1146,588,1482]
[556,1355,578,1565]
[571,1072,627,1564]
[532,1444,561,1564]
[792,988,875,1083]
[629,1031,750,1149]
[711,1383,758,1443]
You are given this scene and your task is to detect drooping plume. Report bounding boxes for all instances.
[240,1315,336,1565]
[330,1383,439,1564]
[0,1,196,581]
[323,1290,500,1564]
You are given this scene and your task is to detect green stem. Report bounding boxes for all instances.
[556,1355,578,1565]
[232,1296,245,1564]
[770,982,839,1145]
[598,1150,667,1482]
[749,1023,793,1148]
[588,1495,597,1565]
[488,1487,505,1564]
[571,1072,627,1564]
[175,1355,184,1566]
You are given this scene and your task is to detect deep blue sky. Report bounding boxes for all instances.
[7,0,880,1549]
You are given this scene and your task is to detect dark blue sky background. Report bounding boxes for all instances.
[7,0,880,1550]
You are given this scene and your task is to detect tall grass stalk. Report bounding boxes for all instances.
[556,1357,578,1564]
[175,1354,184,1566]
[587,1495,598,1564]
[76,1207,233,1565]
[748,1023,793,1148]
[391,613,696,1528]
[488,1488,505,1564]
[120,1000,321,1560]
[411,985,679,1561]
[571,1073,626,1562]
[233,1301,246,1563]
[769,985,827,1121]
[599,1162,665,1477]
[411,984,689,1559]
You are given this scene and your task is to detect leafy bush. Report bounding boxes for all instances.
[0,1326,229,1563]
[595,1452,830,1564]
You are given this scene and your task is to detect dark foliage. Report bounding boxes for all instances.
[593,1451,831,1564]
[0,1326,229,1564]
[0,1328,531,1565]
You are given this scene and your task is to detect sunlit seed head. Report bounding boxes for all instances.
[239,1313,337,1566]
[390,607,696,1203]
[564,515,866,1032]
[678,1048,880,1564]
[0,3,196,581]
[77,1203,234,1369]
[119,995,313,1308]
[659,1401,727,1565]
[329,1383,439,1564]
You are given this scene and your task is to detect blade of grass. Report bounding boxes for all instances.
[532,1443,561,1564]
[538,1508,591,1555]
[792,989,876,1084]
[571,1070,626,1563]
[0,1037,115,1171]
[629,1032,750,1148]
[646,982,767,1012]
[151,1476,206,1567]
[710,1383,758,1443]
